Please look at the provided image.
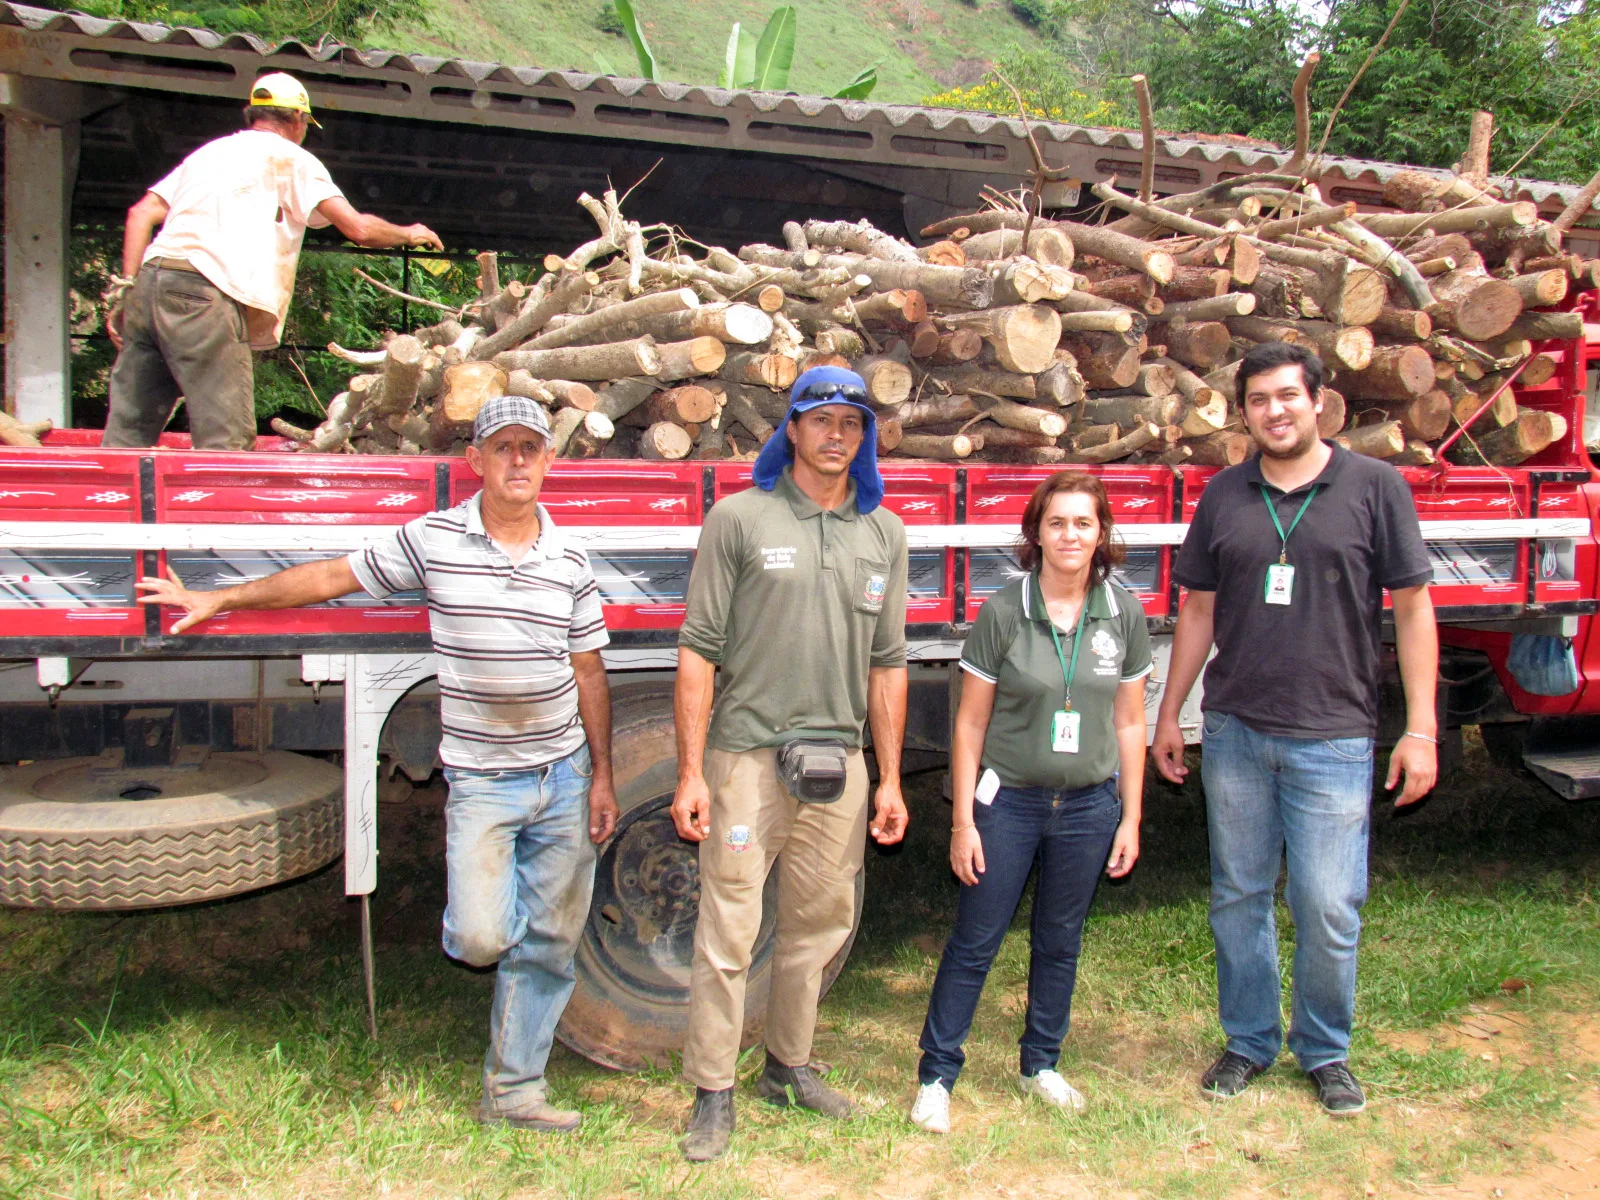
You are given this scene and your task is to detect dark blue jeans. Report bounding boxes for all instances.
[918,778,1122,1090]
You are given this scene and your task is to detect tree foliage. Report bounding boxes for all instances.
[36,0,424,44]
[934,0,1600,186]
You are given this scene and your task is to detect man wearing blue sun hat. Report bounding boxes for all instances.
[670,365,910,1160]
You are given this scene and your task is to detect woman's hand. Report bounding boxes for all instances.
[950,826,986,886]
[1106,818,1140,878]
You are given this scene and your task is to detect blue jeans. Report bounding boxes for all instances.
[918,778,1121,1090]
[1200,711,1374,1072]
[442,745,596,1116]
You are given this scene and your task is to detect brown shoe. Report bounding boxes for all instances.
[755,1052,854,1119]
[680,1086,735,1161]
[476,1096,582,1132]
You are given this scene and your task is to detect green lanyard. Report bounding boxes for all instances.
[1262,484,1320,565]
[1042,576,1091,713]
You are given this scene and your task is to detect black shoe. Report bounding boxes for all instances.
[679,1087,736,1162]
[754,1052,855,1119]
[1308,1061,1366,1116]
[1200,1049,1268,1099]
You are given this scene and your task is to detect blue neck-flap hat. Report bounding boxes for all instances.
[750,365,885,514]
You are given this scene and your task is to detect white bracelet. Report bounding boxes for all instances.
[1402,730,1439,744]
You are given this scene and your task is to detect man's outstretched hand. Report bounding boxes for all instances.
[135,567,224,634]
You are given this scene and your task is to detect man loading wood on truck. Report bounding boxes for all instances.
[102,72,445,451]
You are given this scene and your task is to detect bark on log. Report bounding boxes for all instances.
[1383,169,1499,212]
[1443,376,1517,429]
[1060,332,1143,390]
[504,370,554,405]
[626,385,720,428]
[814,327,866,359]
[989,260,1077,306]
[1317,388,1347,439]
[940,305,1062,374]
[1069,421,1160,463]
[591,378,660,425]
[1449,409,1567,466]
[1129,362,1178,396]
[1371,306,1433,340]
[972,425,1060,449]
[1336,420,1406,459]
[1056,221,1176,284]
[959,227,1076,267]
[895,394,980,428]
[566,412,617,459]
[930,329,984,364]
[1179,393,1230,436]
[1160,266,1232,301]
[718,385,777,445]
[1358,390,1451,441]
[981,446,1070,465]
[1501,310,1583,342]
[1072,424,1120,451]
[1080,393,1182,428]
[1054,289,1141,317]
[373,335,426,418]
[1154,357,1225,408]
[896,433,976,459]
[549,407,585,455]
[496,337,662,380]
[654,336,727,381]
[1511,270,1569,308]
[1183,430,1252,466]
[427,361,509,448]
[543,379,599,411]
[1358,201,1538,237]
[1427,266,1524,341]
[1081,273,1159,309]
[978,397,1068,438]
[522,289,699,353]
[1155,321,1232,372]
[472,270,595,362]
[1344,344,1435,399]
[637,421,695,460]
[907,320,941,357]
[1159,293,1257,322]
[1057,310,1137,333]
[719,351,798,390]
[598,302,774,346]
[803,218,920,262]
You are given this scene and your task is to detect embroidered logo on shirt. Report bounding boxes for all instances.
[725,824,754,853]
[863,574,887,604]
[761,546,797,570]
[1091,628,1120,675]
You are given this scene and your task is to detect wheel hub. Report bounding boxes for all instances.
[611,810,700,943]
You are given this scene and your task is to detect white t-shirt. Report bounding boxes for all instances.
[143,130,345,349]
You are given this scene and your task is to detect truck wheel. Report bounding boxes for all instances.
[557,685,865,1071]
[0,751,342,911]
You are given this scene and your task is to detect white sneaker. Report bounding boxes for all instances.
[910,1080,951,1134]
[1020,1069,1087,1112]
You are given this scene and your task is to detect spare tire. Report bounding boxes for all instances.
[557,685,864,1071]
[0,750,342,910]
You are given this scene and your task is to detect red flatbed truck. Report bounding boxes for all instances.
[2,288,1598,1067]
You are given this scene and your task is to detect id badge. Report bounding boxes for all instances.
[1264,563,1295,606]
[1051,710,1081,754]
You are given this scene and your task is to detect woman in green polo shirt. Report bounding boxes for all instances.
[910,471,1151,1134]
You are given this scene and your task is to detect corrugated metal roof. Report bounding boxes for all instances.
[3,0,1592,215]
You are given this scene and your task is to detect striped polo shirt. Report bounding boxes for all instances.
[348,495,609,771]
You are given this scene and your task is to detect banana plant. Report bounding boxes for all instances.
[604,2,877,99]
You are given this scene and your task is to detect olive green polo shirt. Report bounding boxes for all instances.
[679,467,909,753]
[961,573,1153,789]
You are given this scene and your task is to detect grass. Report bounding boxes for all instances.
[384,0,1053,107]
[5,729,1600,1198]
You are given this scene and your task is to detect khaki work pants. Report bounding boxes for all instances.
[104,263,257,451]
[681,746,869,1091]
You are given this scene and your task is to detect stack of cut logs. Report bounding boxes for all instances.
[276,163,1600,469]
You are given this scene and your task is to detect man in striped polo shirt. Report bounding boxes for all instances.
[136,396,617,1133]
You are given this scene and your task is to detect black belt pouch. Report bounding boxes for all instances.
[775,738,849,804]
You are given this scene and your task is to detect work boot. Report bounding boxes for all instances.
[475,1095,582,1133]
[1308,1061,1367,1116]
[755,1051,855,1118]
[679,1086,735,1162]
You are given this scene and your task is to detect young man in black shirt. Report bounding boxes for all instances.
[1152,341,1438,1115]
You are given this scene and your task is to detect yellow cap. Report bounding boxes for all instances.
[249,72,321,127]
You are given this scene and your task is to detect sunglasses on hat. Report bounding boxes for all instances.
[797,382,869,405]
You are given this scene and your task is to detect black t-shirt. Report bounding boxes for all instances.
[1174,443,1433,739]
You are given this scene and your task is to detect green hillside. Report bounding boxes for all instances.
[389,0,1053,106]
